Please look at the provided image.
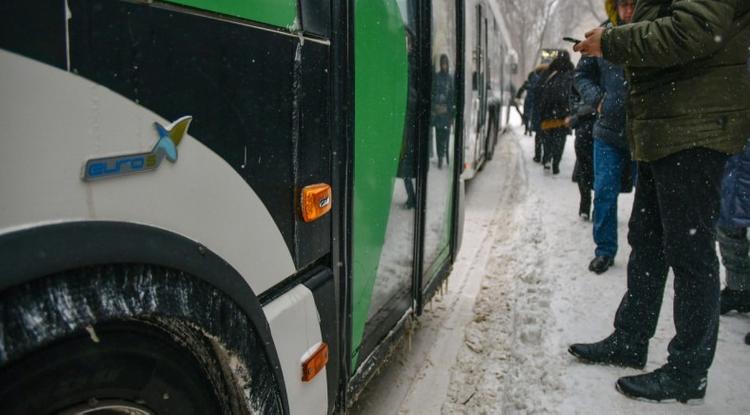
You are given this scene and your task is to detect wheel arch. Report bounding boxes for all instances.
[0,220,290,414]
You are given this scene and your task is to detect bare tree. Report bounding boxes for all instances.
[584,0,605,21]
[496,0,561,80]
[496,0,602,83]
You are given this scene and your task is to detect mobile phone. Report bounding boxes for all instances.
[563,37,582,44]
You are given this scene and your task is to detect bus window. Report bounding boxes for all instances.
[423,0,458,290]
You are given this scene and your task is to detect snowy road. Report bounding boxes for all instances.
[351,122,750,414]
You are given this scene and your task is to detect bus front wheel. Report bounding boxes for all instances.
[0,320,223,415]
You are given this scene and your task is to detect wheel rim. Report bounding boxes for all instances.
[58,399,155,415]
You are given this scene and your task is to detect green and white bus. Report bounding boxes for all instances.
[0,0,514,413]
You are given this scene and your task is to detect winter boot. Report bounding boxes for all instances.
[579,199,591,221]
[616,365,707,404]
[719,287,750,314]
[588,256,614,274]
[568,332,647,369]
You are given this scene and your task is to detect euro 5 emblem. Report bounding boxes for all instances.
[82,116,192,181]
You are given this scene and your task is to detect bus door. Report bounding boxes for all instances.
[350,0,420,372]
[418,0,460,306]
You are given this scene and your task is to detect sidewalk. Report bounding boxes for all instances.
[445,126,750,414]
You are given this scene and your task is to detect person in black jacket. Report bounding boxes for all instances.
[538,52,574,175]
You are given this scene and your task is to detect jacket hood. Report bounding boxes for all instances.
[605,0,619,26]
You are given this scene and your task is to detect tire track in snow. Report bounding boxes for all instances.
[443,132,565,414]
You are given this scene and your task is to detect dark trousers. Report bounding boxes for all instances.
[542,129,566,169]
[717,226,750,291]
[435,125,450,167]
[403,177,416,208]
[614,148,727,377]
[578,181,592,216]
[534,132,543,161]
[574,125,594,216]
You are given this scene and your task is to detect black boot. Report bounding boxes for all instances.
[579,204,591,221]
[589,256,614,274]
[569,332,647,369]
[579,190,591,221]
[616,365,707,404]
[719,287,750,314]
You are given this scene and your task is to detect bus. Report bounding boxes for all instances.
[0,1,515,413]
[460,0,516,180]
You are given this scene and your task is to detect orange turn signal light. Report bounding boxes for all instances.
[301,183,332,223]
[301,342,329,382]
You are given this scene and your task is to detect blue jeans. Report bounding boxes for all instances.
[593,139,627,258]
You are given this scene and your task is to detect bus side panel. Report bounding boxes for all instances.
[66,0,332,270]
[0,0,67,70]
[0,48,297,300]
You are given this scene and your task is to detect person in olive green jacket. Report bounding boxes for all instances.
[569,0,750,405]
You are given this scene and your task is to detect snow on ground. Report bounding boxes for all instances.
[352,118,750,414]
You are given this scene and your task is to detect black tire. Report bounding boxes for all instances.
[0,264,285,415]
[0,321,222,415]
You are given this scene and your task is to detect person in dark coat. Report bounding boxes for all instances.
[537,53,574,175]
[716,56,750,346]
[571,0,750,403]
[431,54,455,169]
[518,65,549,157]
[568,89,597,220]
[574,0,634,274]
[517,71,538,136]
